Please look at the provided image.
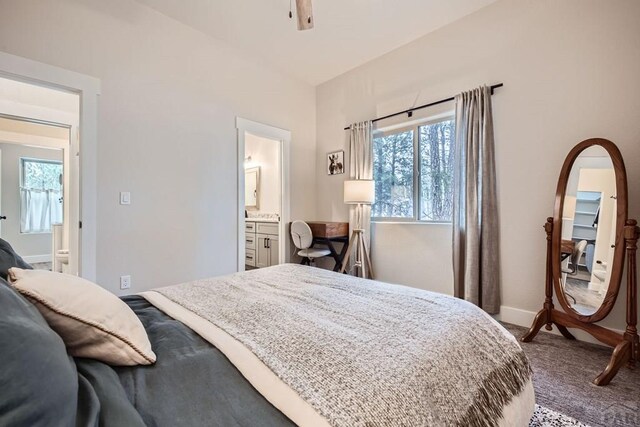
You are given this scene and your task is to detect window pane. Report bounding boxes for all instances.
[23,160,63,192]
[372,130,414,218]
[21,159,63,233]
[419,120,455,221]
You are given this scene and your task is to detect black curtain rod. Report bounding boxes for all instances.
[343,83,503,131]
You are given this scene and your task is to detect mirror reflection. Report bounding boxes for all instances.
[560,146,616,315]
[245,166,260,209]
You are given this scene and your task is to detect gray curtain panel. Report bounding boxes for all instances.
[348,121,373,273]
[452,86,500,314]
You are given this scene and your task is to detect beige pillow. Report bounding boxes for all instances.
[8,268,156,366]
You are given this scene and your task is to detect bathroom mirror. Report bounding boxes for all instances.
[245,166,260,209]
[552,140,626,322]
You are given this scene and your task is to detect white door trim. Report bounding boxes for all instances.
[0,148,2,238]
[0,50,100,281]
[236,117,291,272]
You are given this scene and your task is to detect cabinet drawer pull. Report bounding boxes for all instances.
[246,255,253,260]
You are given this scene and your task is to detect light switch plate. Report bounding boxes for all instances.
[120,192,131,205]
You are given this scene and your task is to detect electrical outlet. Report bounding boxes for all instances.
[120,275,131,290]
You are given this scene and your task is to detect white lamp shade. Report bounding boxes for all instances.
[344,180,375,205]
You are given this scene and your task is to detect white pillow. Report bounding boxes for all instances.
[8,268,156,366]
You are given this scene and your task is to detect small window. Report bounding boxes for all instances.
[372,117,455,222]
[20,158,63,233]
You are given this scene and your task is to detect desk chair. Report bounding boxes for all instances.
[561,239,588,304]
[291,221,331,266]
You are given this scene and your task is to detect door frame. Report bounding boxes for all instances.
[0,113,72,266]
[0,51,100,280]
[236,117,290,272]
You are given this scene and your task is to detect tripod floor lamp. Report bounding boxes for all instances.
[340,179,375,279]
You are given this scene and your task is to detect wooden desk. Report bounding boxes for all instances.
[307,221,349,239]
[298,221,349,272]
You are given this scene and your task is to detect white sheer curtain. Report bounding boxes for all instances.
[20,188,63,233]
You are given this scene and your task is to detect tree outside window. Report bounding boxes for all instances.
[419,120,454,221]
[372,118,455,222]
[372,129,414,218]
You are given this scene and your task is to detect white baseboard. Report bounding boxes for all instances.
[494,305,624,346]
[494,305,538,328]
[23,254,51,264]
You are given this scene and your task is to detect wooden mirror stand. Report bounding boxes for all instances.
[522,138,639,386]
[521,217,638,385]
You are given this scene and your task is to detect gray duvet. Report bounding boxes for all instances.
[153,264,533,427]
[76,296,294,427]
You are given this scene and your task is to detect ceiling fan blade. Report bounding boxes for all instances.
[295,0,313,31]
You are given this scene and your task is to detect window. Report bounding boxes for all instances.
[20,158,63,233]
[372,118,455,222]
[372,129,414,218]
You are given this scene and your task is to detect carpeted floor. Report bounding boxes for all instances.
[503,323,640,427]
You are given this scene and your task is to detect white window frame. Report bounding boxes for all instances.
[372,114,455,224]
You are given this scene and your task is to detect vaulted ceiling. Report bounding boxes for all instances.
[135,0,497,85]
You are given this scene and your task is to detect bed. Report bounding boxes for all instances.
[1,261,535,426]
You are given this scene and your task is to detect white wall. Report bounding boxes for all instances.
[0,142,63,260]
[315,0,640,332]
[245,133,280,215]
[0,0,316,294]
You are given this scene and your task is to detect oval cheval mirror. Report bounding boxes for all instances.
[521,138,640,386]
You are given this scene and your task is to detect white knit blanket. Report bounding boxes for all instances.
[153,264,532,426]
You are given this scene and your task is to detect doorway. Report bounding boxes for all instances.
[0,51,99,279]
[0,77,79,274]
[236,118,290,272]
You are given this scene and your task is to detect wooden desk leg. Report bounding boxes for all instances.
[324,240,342,272]
[313,238,347,272]
[336,239,349,272]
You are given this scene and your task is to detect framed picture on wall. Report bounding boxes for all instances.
[327,150,344,175]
